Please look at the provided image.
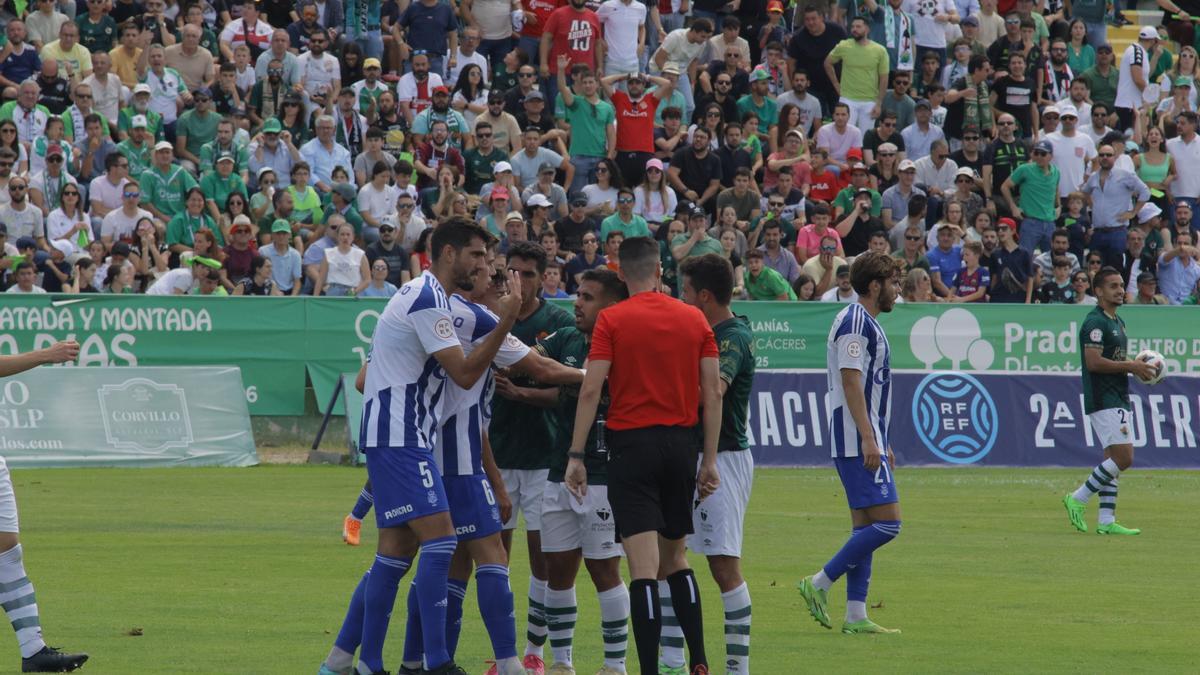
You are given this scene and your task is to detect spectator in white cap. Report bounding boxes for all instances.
[1046,101,1096,196]
[118,83,163,142]
[1036,103,1060,140]
[475,160,524,222]
[881,158,926,229]
[116,114,154,177]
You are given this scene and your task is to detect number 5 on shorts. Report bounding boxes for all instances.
[419,461,435,488]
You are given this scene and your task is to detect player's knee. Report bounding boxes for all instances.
[707,556,744,591]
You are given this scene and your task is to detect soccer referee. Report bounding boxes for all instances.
[567,236,722,675]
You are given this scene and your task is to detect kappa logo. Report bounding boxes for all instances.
[912,372,999,465]
[910,308,995,370]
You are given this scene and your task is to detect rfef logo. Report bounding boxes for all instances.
[912,372,998,464]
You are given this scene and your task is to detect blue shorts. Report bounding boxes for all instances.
[834,455,899,511]
[366,445,450,529]
[444,474,503,541]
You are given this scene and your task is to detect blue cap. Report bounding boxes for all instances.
[1034,140,1054,154]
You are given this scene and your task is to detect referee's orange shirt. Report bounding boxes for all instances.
[589,291,718,431]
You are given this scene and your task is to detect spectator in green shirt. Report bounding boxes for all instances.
[140,141,199,222]
[324,183,367,237]
[117,115,154,177]
[166,187,222,253]
[557,56,616,195]
[744,248,797,300]
[175,88,220,175]
[736,68,780,143]
[600,188,652,240]
[199,153,249,224]
[1001,139,1062,255]
[671,205,726,261]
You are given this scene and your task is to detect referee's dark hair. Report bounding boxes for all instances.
[431,217,490,261]
[580,268,629,300]
[679,253,734,305]
[508,240,549,273]
[849,251,898,296]
[617,236,661,281]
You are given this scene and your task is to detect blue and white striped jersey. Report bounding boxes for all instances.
[826,302,892,458]
[434,294,531,476]
[360,271,461,451]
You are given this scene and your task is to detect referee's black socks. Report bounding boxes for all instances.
[629,579,662,674]
[667,569,708,671]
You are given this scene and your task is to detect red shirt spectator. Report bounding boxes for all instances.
[543,4,602,74]
[611,89,660,154]
[808,166,844,203]
[521,0,562,40]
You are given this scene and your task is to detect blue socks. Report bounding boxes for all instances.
[358,554,413,672]
[402,582,424,668]
[414,536,458,669]
[351,488,374,521]
[822,520,901,583]
[844,526,872,604]
[445,579,469,658]
[334,569,372,654]
[476,563,518,660]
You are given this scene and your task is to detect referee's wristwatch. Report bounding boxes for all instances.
[567,451,585,460]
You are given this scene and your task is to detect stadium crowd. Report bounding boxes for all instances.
[0,0,1199,304]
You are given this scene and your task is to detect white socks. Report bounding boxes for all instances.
[543,586,576,667]
[597,584,629,671]
[721,582,752,673]
[0,545,44,659]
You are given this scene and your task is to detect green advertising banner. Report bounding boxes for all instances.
[3,296,1196,417]
[0,366,257,468]
[0,296,308,415]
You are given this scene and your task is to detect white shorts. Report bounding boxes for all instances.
[0,458,18,533]
[687,450,754,557]
[1089,408,1133,449]
[540,482,623,559]
[839,97,877,131]
[500,468,549,531]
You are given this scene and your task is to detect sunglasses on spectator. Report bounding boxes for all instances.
[63,191,79,196]
[123,191,140,198]
[477,132,492,138]
[617,197,633,204]
[596,167,609,173]
[519,72,536,78]
[905,235,922,241]
[398,203,414,209]
[1099,152,1114,157]
[47,156,63,163]
[998,120,1015,126]
[820,246,836,252]
[964,135,980,141]
[768,201,784,207]
[8,184,25,191]
[879,152,895,157]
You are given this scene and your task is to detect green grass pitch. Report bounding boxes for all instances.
[11,465,1199,673]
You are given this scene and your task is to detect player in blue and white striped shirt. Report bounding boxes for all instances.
[398,261,585,675]
[797,252,905,636]
[322,219,522,675]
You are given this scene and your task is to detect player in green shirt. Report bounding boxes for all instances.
[678,252,756,673]
[1063,267,1159,536]
[140,143,199,222]
[487,240,575,661]
[744,249,798,300]
[534,267,631,674]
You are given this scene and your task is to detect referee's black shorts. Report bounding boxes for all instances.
[606,425,698,540]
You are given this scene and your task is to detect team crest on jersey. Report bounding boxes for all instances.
[595,507,611,521]
[505,334,523,349]
[427,490,439,505]
[435,318,454,339]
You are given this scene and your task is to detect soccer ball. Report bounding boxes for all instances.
[1135,350,1166,385]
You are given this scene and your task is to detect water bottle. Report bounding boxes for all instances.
[595,413,607,461]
